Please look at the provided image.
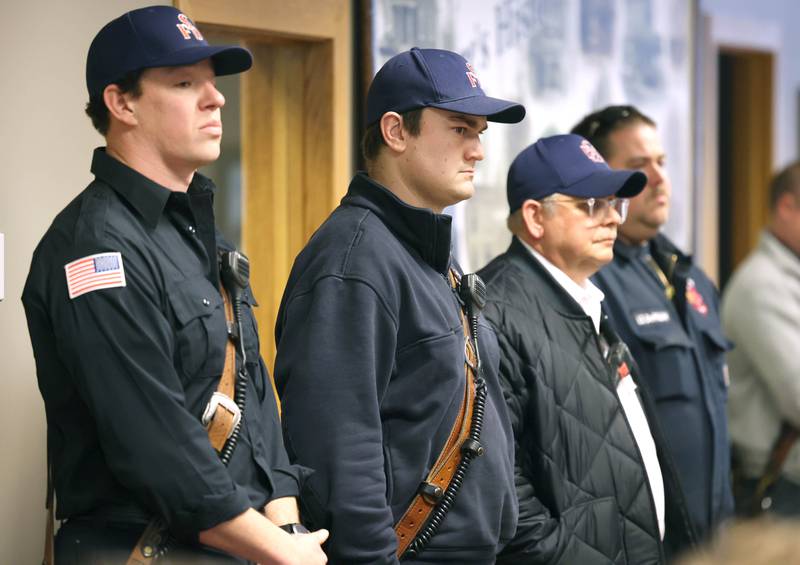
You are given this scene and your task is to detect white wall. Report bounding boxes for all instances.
[0,1,149,562]
[702,0,800,170]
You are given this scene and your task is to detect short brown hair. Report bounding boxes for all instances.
[571,105,656,160]
[361,108,424,163]
[84,69,145,136]
[769,162,800,210]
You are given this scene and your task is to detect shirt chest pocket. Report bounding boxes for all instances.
[628,311,697,401]
[168,277,227,381]
[691,309,732,357]
[697,321,733,392]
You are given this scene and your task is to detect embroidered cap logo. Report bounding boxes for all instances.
[580,139,605,164]
[176,13,204,41]
[465,62,480,88]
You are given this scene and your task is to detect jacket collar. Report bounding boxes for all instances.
[612,232,689,264]
[342,172,453,274]
[506,237,589,319]
[761,230,800,279]
[91,147,216,230]
[612,237,648,262]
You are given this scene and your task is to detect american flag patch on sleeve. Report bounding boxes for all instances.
[64,252,127,299]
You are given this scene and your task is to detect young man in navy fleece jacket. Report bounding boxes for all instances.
[274,47,525,564]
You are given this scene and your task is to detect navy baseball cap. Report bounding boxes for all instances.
[507,134,646,212]
[365,47,525,126]
[86,5,252,98]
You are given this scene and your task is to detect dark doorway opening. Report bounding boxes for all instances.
[717,48,773,289]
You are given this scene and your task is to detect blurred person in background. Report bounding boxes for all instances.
[675,518,800,565]
[723,162,800,517]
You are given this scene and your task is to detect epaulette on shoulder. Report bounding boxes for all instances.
[74,181,112,247]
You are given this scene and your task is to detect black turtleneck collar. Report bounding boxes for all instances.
[90,147,216,230]
[342,172,453,275]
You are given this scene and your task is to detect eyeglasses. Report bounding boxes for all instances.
[544,196,630,223]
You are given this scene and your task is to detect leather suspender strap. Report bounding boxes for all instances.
[125,286,239,565]
[205,288,239,451]
[394,270,478,557]
[750,422,800,515]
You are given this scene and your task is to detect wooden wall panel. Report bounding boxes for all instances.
[240,44,307,370]
[176,0,352,370]
[725,49,773,272]
[178,0,351,205]
[303,41,337,242]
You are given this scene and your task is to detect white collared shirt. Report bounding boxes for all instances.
[520,240,606,333]
[519,236,666,540]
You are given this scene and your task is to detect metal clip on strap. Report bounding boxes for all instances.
[202,392,242,444]
[126,518,169,565]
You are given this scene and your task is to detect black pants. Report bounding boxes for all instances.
[55,519,249,564]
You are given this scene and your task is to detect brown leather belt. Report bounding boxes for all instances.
[394,269,479,557]
[126,286,240,565]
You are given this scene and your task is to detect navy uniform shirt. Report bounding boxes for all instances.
[593,234,733,548]
[22,148,301,541]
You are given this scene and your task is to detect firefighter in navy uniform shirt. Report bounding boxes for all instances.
[572,106,734,557]
[22,6,327,564]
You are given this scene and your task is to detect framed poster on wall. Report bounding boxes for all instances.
[367,0,695,271]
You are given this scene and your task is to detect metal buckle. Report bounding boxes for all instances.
[464,340,477,371]
[201,392,242,437]
[418,481,444,505]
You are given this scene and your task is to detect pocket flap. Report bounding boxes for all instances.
[628,308,693,350]
[700,325,733,351]
[168,277,223,326]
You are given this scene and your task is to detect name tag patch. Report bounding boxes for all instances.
[634,309,670,326]
[65,252,126,299]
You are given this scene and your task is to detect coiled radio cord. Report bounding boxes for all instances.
[403,272,488,559]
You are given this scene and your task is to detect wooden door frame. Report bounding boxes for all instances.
[717,47,773,288]
[177,0,353,370]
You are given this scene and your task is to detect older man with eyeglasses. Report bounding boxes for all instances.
[479,134,696,564]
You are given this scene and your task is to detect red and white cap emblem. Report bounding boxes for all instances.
[580,139,605,164]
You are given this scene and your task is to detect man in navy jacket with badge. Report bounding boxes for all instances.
[572,106,734,556]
